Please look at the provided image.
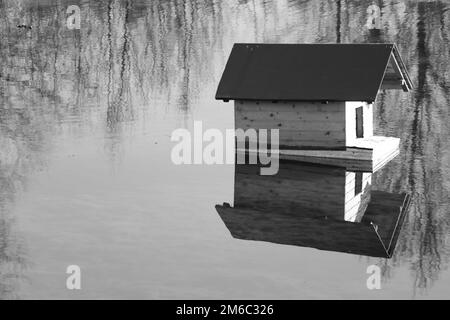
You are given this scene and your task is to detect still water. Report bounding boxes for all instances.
[0,0,449,299]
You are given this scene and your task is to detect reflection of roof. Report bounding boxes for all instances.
[216,192,410,258]
[216,43,412,102]
[216,161,411,258]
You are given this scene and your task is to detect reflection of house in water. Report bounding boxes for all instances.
[215,43,412,258]
[216,160,411,258]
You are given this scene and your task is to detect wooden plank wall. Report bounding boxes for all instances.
[345,101,373,146]
[235,100,346,149]
[344,172,372,222]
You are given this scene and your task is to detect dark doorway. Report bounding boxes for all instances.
[356,106,364,138]
[355,172,363,195]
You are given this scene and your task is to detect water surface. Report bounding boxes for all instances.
[0,0,449,299]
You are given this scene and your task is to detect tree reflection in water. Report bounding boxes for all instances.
[0,0,449,297]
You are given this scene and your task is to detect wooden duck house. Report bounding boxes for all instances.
[215,43,412,171]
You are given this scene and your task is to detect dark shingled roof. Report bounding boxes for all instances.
[215,43,412,102]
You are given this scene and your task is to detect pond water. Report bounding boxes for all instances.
[0,0,449,299]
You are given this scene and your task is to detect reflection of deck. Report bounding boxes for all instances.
[216,191,410,258]
[238,136,399,172]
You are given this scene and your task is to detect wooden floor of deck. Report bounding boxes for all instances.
[237,136,400,172]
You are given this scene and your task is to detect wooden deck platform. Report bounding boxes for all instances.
[237,136,399,172]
